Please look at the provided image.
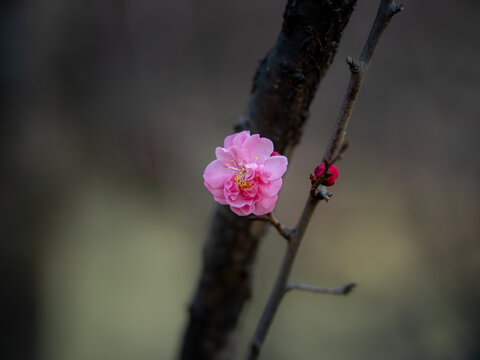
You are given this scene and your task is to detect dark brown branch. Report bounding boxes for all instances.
[179,2,357,360]
[246,1,402,359]
[237,0,359,157]
[285,282,356,295]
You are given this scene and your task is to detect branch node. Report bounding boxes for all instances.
[313,185,333,201]
[389,3,404,17]
[346,56,361,73]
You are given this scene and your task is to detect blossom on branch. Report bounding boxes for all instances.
[203,131,288,216]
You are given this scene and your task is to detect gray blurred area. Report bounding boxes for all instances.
[2,1,479,359]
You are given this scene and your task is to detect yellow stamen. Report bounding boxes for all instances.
[233,167,258,190]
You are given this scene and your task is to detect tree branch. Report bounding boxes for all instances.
[324,0,403,162]
[285,282,356,295]
[180,2,357,359]
[246,195,319,360]
[246,1,402,359]
[247,213,292,241]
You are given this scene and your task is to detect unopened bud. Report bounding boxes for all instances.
[314,163,339,186]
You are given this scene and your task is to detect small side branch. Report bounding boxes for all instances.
[248,213,293,241]
[286,282,356,296]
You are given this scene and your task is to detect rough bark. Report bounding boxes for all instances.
[179,1,357,359]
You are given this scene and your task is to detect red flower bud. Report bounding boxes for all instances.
[271,151,280,156]
[314,163,339,186]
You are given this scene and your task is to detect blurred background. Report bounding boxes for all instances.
[2,1,479,359]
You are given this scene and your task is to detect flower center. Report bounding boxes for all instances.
[234,168,253,190]
[226,162,256,190]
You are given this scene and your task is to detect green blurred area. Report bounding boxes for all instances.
[2,1,480,359]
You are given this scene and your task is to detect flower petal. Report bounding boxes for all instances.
[245,163,259,181]
[224,130,250,148]
[242,181,259,198]
[214,195,228,205]
[203,159,232,188]
[227,193,251,208]
[253,195,278,215]
[259,178,282,197]
[215,147,237,165]
[263,155,288,181]
[230,203,254,216]
[242,134,274,162]
[224,179,239,201]
[204,182,228,204]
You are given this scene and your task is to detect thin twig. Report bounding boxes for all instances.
[246,2,402,359]
[324,0,403,162]
[248,213,293,241]
[286,282,356,295]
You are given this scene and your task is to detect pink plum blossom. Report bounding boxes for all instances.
[203,131,288,216]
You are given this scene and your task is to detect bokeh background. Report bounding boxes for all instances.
[2,1,480,359]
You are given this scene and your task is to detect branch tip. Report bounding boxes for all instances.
[286,282,357,296]
[341,283,357,295]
